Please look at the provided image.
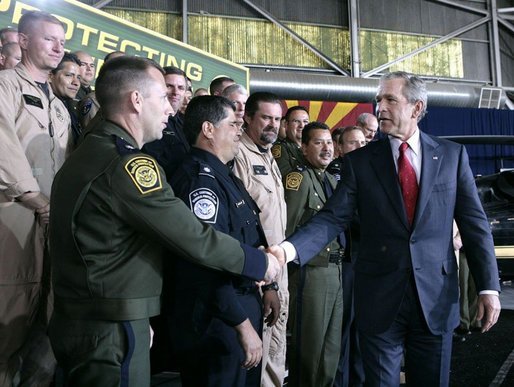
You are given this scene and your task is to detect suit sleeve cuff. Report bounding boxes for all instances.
[240,244,267,281]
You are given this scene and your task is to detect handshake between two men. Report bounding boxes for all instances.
[262,245,287,284]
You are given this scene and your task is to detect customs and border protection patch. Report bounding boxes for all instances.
[271,144,282,159]
[125,156,162,194]
[286,172,303,191]
[189,188,219,224]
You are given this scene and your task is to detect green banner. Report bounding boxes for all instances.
[0,0,249,89]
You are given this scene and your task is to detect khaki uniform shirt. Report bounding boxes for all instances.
[233,132,289,384]
[233,132,287,245]
[0,64,70,285]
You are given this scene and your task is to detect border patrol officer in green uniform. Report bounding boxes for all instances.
[48,57,283,387]
[271,106,309,176]
[284,122,345,387]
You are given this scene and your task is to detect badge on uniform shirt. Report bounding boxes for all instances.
[253,165,268,175]
[286,172,303,191]
[189,188,219,224]
[271,144,282,159]
[124,156,162,194]
[23,94,43,109]
[55,106,65,122]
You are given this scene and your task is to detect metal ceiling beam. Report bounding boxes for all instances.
[498,7,514,13]
[362,16,490,78]
[182,0,188,44]
[429,0,488,16]
[348,0,360,77]
[498,17,514,34]
[241,0,350,76]
[490,0,502,87]
[93,0,113,8]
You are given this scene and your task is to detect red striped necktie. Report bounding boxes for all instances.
[398,142,419,226]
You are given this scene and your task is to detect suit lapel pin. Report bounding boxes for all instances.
[433,156,438,160]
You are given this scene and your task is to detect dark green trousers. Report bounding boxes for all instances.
[49,313,150,387]
[288,263,344,387]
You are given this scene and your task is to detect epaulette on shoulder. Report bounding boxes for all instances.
[197,162,216,179]
[114,135,139,156]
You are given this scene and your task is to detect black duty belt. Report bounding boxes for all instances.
[328,249,345,265]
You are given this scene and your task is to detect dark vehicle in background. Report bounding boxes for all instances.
[476,170,514,280]
[444,135,514,280]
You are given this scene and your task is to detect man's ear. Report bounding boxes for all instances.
[18,33,29,51]
[201,121,214,139]
[412,100,424,120]
[131,90,143,113]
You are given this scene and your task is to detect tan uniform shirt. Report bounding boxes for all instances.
[0,64,70,285]
[233,132,287,245]
[233,131,289,386]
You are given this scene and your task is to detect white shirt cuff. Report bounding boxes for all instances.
[478,290,499,296]
[280,241,299,264]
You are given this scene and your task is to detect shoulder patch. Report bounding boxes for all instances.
[81,99,93,116]
[286,172,303,191]
[189,188,218,224]
[271,144,282,159]
[124,156,162,194]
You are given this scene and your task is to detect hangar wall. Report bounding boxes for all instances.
[78,0,513,89]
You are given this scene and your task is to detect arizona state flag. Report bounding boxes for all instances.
[281,100,373,130]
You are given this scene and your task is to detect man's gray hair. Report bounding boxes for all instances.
[222,83,248,97]
[380,71,427,121]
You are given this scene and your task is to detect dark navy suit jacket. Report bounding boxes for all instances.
[288,131,500,335]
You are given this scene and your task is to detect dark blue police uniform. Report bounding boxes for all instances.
[143,114,189,179]
[167,148,267,387]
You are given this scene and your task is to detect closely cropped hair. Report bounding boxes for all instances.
[18,11,63,34]
[0,42,18,56]
[301,121,329,144]
[104,51,125,62]
[51,52,81,75]
[244,92,281,118]
[340,126,363,145]
[209,76,234,95]
[0,27,17,40]
[380,71,427,121]
[331,127,345,142]
[95,56,164,113]
[285,105,309,121]
[221,84,248,98]
[184,96,235,145]
[164,66,187,79]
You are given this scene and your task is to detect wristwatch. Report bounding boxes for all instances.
[262,282,279,292]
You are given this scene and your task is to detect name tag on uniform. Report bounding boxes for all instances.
[253,165,268,175]
[23,94,43,109]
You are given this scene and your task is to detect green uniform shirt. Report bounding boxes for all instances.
[272,138,306,177]
[284,167,342,266]
[49,121,267,321]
